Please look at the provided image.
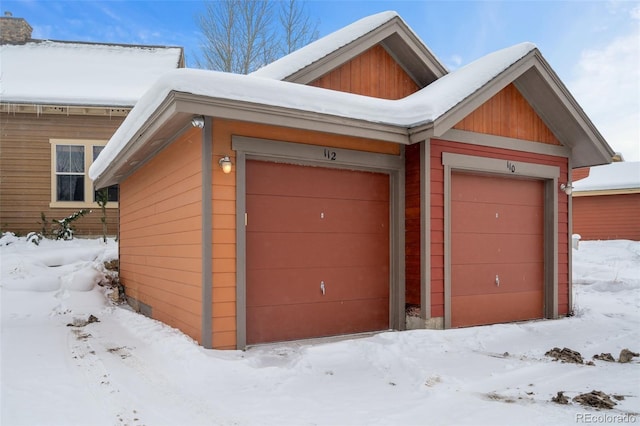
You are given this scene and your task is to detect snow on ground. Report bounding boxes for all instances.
[1,235,638,425]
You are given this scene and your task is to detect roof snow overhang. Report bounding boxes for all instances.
[1,40,184,107]
[92,45,614,188]
[409,48,615,168]
[91,89,408,188]
[251,12,447,88]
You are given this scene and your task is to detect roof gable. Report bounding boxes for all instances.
[251,11,447,88]
[453,83,561,145]
[0,40,184,107]
[90,31,614,186]
[308,44,420,99]
[412,46,615,168]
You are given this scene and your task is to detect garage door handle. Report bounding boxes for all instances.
[320,281,326,295]
[495,275,500,287]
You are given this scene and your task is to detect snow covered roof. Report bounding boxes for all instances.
[0,40,183,107]
[573,161,640,193]
[251,10,447,86]
[89,42,536,181]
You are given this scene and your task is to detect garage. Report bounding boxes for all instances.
[245,160,390,344]
[450,172,544,327]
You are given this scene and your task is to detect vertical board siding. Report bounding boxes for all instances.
[573,194,640,241]
[0,113,121,236]
[405,143,421,306]
[430,139,570,318]
[309,44,420,99]
[572,167,590,182]
[119,127,203,343]
[454,84,561,145]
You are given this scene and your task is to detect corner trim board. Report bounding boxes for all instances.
[201,117,213,348]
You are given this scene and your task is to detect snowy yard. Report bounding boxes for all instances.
[1,234,638,426]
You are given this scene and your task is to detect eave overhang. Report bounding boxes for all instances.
[93,91,409,188]
[95,48,616,188]
[282,16,448,88]
[420,49,615,168]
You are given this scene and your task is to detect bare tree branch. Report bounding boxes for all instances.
[279,0,319,55]
[195,0,319,74]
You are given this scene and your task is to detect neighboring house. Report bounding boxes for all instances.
[0,13,184,237]
[90,11,614,349]
[572,161,640,241]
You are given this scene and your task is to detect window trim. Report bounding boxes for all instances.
[50,139,119,209]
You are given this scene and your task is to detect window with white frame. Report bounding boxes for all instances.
[50,139,118,208]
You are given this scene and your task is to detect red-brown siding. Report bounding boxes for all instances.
[573,193,640,241]
[309,44,420,99]
[572,167,590,182]
[405,143,421,306]
[454,84,561,145]
[430,139,570,317]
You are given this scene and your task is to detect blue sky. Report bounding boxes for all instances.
[3,0,639,160]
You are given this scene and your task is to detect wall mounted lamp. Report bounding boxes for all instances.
[191,115,205,128]
[560,183,573,195]
[219,156,233,174]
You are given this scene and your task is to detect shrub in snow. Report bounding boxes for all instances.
[26,232,43,246]
[96,188,109,243]
[52,209,90,240]
[0,232,19,246]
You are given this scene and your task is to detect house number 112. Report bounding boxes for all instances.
[323,148,337,161]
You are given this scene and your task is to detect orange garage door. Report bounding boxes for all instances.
[246,160,390,344]
[451,172,544,327]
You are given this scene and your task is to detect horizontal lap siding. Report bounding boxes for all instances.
[573,194,640,241]
[119,127,203,343]
[430,139,570,318]
[212,119,402,349]
[0,113,121,236]
[309,44,419,100]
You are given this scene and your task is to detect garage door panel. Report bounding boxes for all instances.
[247,266,389,306]
[247,160,389,202]
[247,299,389,344]
[248,194,388,234]
[451,202,542,234]
[451,291,543,328]
[451,263,543,296]
[451,172,544,328]
[452,173,544,206]
[248,232,388,269]
[452,233,543,264]
[246,160,390,344]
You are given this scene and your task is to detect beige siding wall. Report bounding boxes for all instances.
[0,112,121,236]
[119,127,203,342]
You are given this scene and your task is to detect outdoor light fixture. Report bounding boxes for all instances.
[560,183,573,195]
[219,156,233,174]
[191,115,205,128]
